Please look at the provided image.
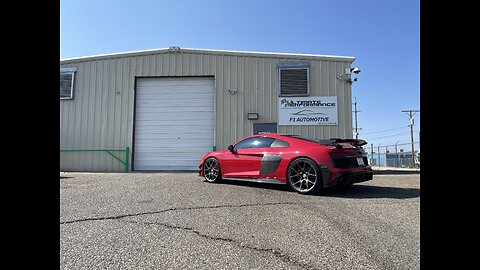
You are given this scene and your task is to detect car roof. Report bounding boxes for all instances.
[248,134,366,147]
[250,133,287,139]
[249,133,306,141]
[246,134,321,145]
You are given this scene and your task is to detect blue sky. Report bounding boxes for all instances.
[60,0,420,150]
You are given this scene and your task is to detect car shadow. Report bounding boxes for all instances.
[60,176,74,179]
[320,184,420,199]
[217,179,291,192]
[373,170,420,175]
[216,180,419,199]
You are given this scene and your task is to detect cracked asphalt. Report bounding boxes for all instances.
[60,172,420,270]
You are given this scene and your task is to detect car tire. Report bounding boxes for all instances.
[287,157,323,194]
[203,157,222,183]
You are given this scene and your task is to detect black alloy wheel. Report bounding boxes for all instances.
[203,157,222,183]
[287,157,323,194]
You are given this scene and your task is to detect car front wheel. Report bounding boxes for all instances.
[203,157,222,183]
[287,157,323,194]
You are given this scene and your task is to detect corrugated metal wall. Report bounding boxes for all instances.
[60,50,353,172]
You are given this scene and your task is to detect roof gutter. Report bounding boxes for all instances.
[60,47,356,64]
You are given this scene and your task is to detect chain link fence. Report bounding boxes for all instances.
[363,142,420,168]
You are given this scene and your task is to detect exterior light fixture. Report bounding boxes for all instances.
[350,67,361,74]
[168,46,180,52]
[247,113,259,120]
[337,66,361,85]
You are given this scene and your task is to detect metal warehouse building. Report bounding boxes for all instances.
[60,47,356,172]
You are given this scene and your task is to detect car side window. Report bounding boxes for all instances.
[234,137,275,149]
[270,139,290,148]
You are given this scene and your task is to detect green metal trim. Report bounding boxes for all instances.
[106,151,124,164]
[60,147,130,172]
[125,147,129,172]
[60,149,126,152]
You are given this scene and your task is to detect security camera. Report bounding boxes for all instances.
[351,67,361,74]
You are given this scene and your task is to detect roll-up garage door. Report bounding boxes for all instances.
[134,77,214,170]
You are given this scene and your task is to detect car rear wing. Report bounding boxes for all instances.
[317,138,368,148]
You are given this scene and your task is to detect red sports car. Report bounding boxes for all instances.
[198,134,373,194]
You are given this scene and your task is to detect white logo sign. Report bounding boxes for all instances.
[279,96,338,125]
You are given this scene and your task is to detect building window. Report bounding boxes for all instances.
[60,67,76,99]
[278,62,310,96]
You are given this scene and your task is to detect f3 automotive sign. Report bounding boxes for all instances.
[279,96,338,125]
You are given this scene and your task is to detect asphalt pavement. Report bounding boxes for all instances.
[60,172,420,270]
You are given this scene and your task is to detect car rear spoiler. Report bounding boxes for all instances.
[318,138,368,148]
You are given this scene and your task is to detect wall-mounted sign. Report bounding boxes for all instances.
[279,96,338,125]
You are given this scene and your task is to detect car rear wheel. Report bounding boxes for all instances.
[203,157,222,183]
[287,157,323,194]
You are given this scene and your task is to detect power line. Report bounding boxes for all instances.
[374,137,420,145]
[361,125,409,136]
[363,131,411,140]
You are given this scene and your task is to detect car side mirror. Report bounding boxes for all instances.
[228,145,236,153]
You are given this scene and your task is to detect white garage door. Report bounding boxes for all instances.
[134,77,214,170]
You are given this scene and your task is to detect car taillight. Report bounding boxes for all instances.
[327,149,344,158]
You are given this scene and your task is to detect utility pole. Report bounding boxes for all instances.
[353,97,361,139]
[371,143,374,166]
[377,143,381,167]
[385,146,388,166]
[395,141,399,168]
[402,110,420,167]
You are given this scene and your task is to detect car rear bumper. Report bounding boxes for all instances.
[325,169,373,187]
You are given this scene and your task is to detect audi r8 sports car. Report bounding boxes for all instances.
[199,134,373,194]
